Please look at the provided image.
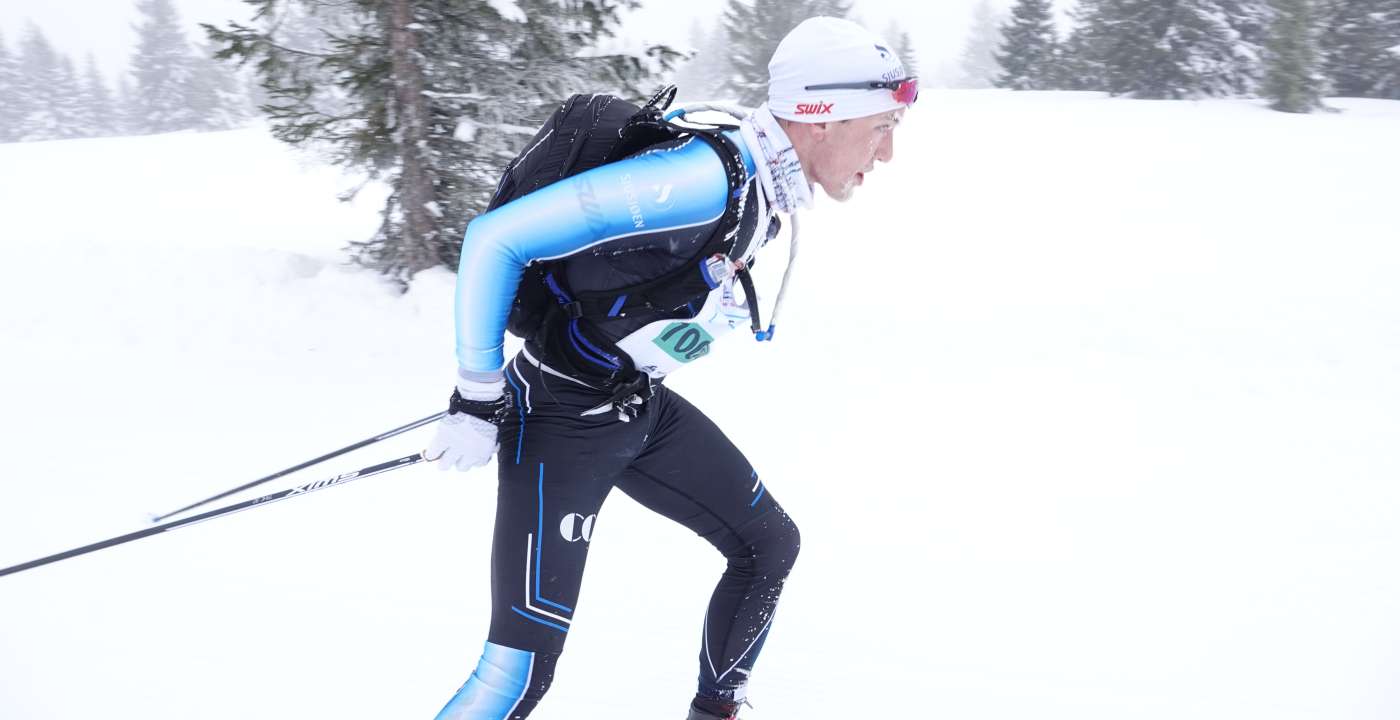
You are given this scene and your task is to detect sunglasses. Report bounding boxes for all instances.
[803,77,919,106]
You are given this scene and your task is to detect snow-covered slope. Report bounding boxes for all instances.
[1,92,1398,719]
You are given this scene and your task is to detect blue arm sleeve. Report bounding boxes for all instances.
[454,137,733,374]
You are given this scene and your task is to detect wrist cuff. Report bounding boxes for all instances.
[457,367,505,401]
[449,388,507,424]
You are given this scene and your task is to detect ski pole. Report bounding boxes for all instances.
[150,412,444,523]
[0,453,426,579]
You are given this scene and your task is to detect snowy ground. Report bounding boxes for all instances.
[1,91,1398,719]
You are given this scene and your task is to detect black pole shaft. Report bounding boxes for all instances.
[150,412,443,523]
[0,453,426,579]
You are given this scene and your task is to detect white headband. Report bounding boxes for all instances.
[767,17,909,123]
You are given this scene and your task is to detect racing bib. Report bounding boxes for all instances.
[614,276,753,379]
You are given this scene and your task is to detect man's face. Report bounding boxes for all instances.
[806,108,904,203]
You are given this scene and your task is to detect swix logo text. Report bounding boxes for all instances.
[289,471,358,496]
[796,102,834,116]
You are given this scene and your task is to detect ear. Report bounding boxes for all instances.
[778,117,820,143]
[806,121,833,142]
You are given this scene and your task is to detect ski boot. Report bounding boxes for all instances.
[686,698,742,720]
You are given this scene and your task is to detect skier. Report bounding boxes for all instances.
[426,17,915,720]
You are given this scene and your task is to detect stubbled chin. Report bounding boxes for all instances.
[824,182,856,203]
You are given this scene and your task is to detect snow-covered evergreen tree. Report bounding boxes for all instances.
[995,0,1059,90]
[1057,0,1112,90]
[0,31,21,143]
[673,19,733,102]
[208,0,679,283]
[886,22,920,78]
[115,75,138,136]
[1321,0,1400,98]
[242,65,266,116]
[14,24,65,142]
[722,0,853,107]
[1095,0,1162,95]
[1221,0,1277,50]
[958,0,1005,88]
[53,55,87,139]
[80,55,118,138]
[1388,29,1400,98]
[130,0,197,134]
[1265,0,1327,111]
[1095,0,1271,99]
[185,39,246,131]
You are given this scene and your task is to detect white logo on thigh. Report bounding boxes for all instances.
[559,513,596,543]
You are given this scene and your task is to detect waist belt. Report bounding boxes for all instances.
[520,346,654,422]
[521,345,598,389]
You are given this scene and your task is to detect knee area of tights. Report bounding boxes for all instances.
[734,522,801,571]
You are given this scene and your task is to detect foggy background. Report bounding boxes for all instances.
[1,1,1397,718]
[0,0,1041,87]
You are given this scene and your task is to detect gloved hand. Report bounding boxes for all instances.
[426,374,506,472]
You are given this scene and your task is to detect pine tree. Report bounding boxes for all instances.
[208,0,679,284]
[53,55,87,139]
[0,31,21,143]
[886,22,920,78]
[115,75,138,136]
[1096,0,1166,95]
[1387,23,1400,98]
[1321,0,1400,98]
[1265,0,1327,111]
[243,67,266,117]
[1221,0,1277,51]
[958,0,1005,88]
[130,0,197,134]
[1057,0,1111,90]
[15,24,64,142]
[995,0,1059,90]
[722,0,853,107]
[185,39,245,131]
[1095,0,1271,99]
[673,19,733,102]
[68,55,98,138]
[81,55,118,137]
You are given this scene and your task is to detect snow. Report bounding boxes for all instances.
[485,0,526,24]
[2,92,1400,719]
[453,116,478,142]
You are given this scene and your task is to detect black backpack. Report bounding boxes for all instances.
[487,86,752,344]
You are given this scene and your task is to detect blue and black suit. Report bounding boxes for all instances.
[434,130,800,719]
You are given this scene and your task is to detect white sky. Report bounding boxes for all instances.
[0,0,248,77]
[0,0,1052,85]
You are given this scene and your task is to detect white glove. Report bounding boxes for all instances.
[427,412,499,471]
[426,373,505,472]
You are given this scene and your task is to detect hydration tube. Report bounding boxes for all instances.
[754,213,799,342]
[665,102,751,123]
[666,102,799,343]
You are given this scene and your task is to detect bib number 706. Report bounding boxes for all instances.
[653,322,714,363]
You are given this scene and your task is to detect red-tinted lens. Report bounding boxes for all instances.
[892,78,919,105]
